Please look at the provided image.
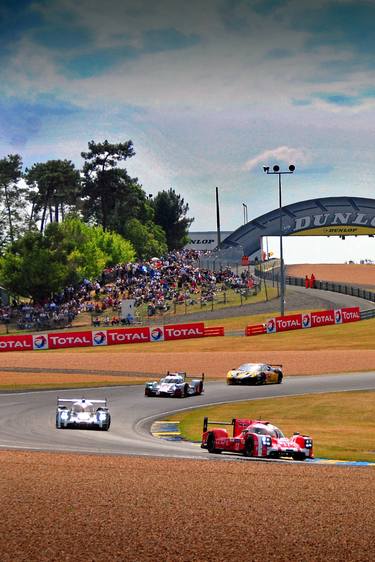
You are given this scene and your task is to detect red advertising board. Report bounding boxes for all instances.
[48,331,93,349]
[107,327,150,345]
[164,322,205,341]
[311,310,335,328]
[0,334,33,352]
[341,307,361,323]
[274,314,303,333]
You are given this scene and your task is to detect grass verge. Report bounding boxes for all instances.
[166,390,375,462]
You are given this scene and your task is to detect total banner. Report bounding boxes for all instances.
[265,307,360,335]
[0,321,208,352]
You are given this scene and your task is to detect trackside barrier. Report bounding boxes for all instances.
[0,321,224,352]
[203,326,225,337]
[245,324,266,336]
[246,307,360,336]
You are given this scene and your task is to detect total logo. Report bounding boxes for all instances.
[150,327,164,342]
[266,319,276,334]
[92,331,108,346]
[335,309,342,324]
[33,335,48,350]
[302,313,311,329]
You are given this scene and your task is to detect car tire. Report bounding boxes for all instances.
[183,383,189,397]
[207,433,221,454]
[277,372,283,384]
[259,373,266,385]
[244,436,254,457]
[197,381,204,395]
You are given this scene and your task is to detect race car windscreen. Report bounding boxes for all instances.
[238,364,261,371]
[164,377,182,383]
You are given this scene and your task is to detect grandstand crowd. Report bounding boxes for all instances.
[0,250,259,331]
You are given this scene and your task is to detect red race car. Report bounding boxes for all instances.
[201,417,313,461]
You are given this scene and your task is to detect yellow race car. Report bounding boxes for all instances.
[226,363,283,385]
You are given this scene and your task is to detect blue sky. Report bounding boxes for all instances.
[1,0,375,261]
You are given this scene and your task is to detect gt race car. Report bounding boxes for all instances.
[56,397,111,430]
[145,371,204,397]
[201,417,313,461]
[226,363,283,385]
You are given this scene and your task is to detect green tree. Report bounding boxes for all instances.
[81,139,139,230]
[0,154,27,247]
[25,160,81,232]
[152,188,193,250]
[0,217,135,302]
[122,218,168,259]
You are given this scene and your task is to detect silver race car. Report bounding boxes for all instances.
[145,371,204,397]
[56,397,111,430]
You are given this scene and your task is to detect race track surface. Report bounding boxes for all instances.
[1,372,375,459]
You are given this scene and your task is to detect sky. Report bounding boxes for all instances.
[1,0,375,262]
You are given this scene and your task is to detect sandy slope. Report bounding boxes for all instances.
[287,263,375,287]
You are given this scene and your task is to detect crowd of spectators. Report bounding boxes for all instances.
[0,249,260,331]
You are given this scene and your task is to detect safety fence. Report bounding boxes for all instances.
[255,265,375,303]
[0,321,225,353]
[245,307,360,337]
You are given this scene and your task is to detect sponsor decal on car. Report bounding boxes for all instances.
[33,334,49,350]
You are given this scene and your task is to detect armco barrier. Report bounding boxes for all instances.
[246,307,360,336]
[0,321,223,352]
[203,326,225,337]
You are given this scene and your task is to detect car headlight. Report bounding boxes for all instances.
[261,436,272,446]
[304,439,313,448]
[98,412,107,421]
[61,412,69,420]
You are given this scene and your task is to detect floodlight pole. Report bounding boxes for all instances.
[263,165,295,316]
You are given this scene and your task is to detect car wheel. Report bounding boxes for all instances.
[197,381,204,395]
[207,433,221,454]
[259,373,266,385]
[182,383,189,397]
[244,436,254,457]
[277,372,283,384]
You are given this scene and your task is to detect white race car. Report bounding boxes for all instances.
[145,371,204,397]
[56,397,111,430]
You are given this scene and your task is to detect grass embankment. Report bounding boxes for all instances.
[167,391,375,462]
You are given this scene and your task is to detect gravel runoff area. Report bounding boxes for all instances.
[1,451,375,562]
[287,263,375,288]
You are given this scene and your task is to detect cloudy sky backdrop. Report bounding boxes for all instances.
[1,0,375,261]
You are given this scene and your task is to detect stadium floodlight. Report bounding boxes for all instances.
[262,164,296,316]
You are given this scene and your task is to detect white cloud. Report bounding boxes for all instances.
[242,146,311,172]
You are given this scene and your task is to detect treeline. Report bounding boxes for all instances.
[0,140,193,302]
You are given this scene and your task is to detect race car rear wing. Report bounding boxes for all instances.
[203,416,235,433]
[57,397,108,406]
[269,364,282,368]
[166,371,205,381]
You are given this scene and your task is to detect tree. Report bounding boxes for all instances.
[0,217,135,302]
[81,140,138,230]
[152,188,193,250]
[0,154,27,247]
[25,160,81,232]
[122,218,168,259]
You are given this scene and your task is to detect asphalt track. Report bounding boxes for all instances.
[0,372,374,460]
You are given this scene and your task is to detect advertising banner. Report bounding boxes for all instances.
[301,313,311,329]
[341,307,361,323]
[149,326,165,343]
[48,331,93,349]
[107,327,150,345]
[274,314,303,333]
[33,334,49,350]
[0,334,33,352]
[164,322,205,341]
[311,310,335,328]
